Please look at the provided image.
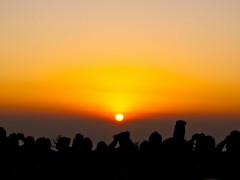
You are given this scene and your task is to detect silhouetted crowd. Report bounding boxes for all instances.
[0,120,240,180]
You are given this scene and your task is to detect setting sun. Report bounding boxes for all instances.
[115,114,124,122]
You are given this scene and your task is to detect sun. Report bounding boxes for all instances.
[115,114,124,122]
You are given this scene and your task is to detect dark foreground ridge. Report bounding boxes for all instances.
[0,120,239,180]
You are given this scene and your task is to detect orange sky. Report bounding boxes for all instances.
[1,1,240,122]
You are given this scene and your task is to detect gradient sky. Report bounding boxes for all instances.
[0,1,240,145]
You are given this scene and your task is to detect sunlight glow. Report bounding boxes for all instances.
[115,114,124,122]
[0,1,240,119]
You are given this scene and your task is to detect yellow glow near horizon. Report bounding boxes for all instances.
[1,64,239,119]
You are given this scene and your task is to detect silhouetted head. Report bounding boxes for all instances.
[173,120,187,140]
[149,131,162,144]
[72,133,85,150]
[191,133,206,151]
[0,127,6,140]
[176,120,186,126]
[139,140,149,153]
[36,137,51,151]
[225,130,240,152]
[204,135,216,151]
[96,141,108,151]
[229,130,240,140]
[8,133,19,148]
[45,138,52,150]
[56,137,71,152]
[36,137,45,145]
[25,136,35,147]
[83,137,93,152]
